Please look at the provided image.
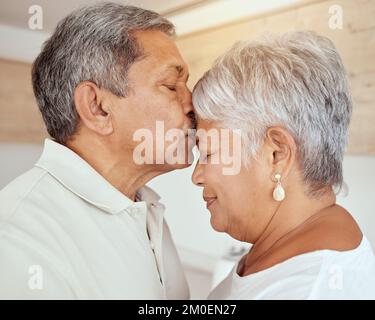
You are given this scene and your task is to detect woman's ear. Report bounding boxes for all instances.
[264,126,297,178]
[74,81,113,136]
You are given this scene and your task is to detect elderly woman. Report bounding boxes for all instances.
[192,31,375,299]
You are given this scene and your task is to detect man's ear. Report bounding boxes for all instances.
[74,81,113,136]
[264,126,297,179]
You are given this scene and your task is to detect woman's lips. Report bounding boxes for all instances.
[203,197,217,209]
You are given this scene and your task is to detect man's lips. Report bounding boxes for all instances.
[203,196,217,209]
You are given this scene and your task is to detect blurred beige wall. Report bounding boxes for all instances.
[0,0,374,154]
[0,58,46,143]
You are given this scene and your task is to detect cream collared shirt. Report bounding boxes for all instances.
[0,139,189,299]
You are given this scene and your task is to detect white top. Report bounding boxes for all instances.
[209,236,375,300]
[0,139,189,300]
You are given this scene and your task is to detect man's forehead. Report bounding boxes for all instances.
[145,53,188,76]
[135,30,179,57]
[134,30,188,74]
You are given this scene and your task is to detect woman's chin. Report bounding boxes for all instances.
[209,215,227,233]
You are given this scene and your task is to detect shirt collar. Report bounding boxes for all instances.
[35,139,163,215]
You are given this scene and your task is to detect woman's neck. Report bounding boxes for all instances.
[242,187,336,274]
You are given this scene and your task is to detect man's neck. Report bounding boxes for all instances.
[66,137,164,201]
[101,162,163,201]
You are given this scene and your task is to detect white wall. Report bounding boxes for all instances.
[0,143,374,271]
[336,156,375,247]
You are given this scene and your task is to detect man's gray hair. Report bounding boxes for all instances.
[32,2,175,143]
[192,31,352,197]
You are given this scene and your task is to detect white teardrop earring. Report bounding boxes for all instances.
[272,173,285,202]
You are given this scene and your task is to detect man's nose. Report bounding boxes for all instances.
[182,89,194,116]
[183,90,196,130]
[192,162,204,187]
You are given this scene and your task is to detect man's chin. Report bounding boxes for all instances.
[151,161,192,175]
[163,148,195,170]
[166,161,193,170]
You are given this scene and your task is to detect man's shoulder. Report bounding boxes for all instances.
[0,166,82,265]
[0,166,58,223]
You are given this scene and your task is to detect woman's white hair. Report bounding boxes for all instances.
[192,31,352,197]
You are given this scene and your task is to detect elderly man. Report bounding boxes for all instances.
[0,3,194,299]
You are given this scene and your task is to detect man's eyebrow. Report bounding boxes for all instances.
[162,64,189,78]
[175,65,183,74]
[176,65,190,80]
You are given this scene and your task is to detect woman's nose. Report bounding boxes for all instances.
[192,163,204,186]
